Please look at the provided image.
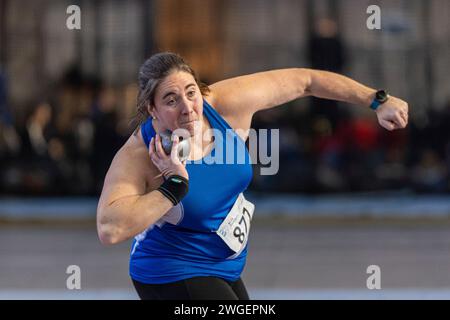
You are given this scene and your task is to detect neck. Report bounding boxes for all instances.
[190,116,213,149]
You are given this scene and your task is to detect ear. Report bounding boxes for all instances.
[147,103,155,118]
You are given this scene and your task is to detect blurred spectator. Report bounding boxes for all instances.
[251,104,315,193]
[310,112,382,192]
[308,18,346,73]
[342,117,384,191]
[15,101,78,195]
[118,83,140,137]
[22,102,54,158]
[71,114,95,194]
[0,68,21,158]
[308,17,346,131]
[411,149,448,193]
[0,68,23,194]
[19,101,58,194]
[375,147,408,190]
[46,136,75,195]
[91,86,125,193]
[1,70,450,196]
[312,116,347,191]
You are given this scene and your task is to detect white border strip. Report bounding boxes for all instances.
[2,288,450,300]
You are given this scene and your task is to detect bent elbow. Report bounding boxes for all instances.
[293,68,313,97]
[98,228,119,246]
[97,216,123,246]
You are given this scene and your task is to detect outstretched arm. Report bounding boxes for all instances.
[209,68,408,131]
[306,70,408,131]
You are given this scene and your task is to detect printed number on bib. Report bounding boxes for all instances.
[216,193,255,254]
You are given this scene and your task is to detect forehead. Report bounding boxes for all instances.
[156,71,196,96]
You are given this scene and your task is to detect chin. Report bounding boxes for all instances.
[175,118,200,137]
[175,123,194,138]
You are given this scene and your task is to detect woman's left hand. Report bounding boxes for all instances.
[375,96,409,131]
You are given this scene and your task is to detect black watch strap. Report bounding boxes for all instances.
[157,175,189,206]
[370,90,389,110]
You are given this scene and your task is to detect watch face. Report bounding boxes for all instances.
[376,90,388,103]
[170,177,183,183]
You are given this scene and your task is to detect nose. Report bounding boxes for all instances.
[180,96,195,115]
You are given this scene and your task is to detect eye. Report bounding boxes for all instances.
[167,97,177,106]
[187,90,196,98]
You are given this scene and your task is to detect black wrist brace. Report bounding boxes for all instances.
[157,175,189,206]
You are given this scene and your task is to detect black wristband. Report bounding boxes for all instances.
[157,175,189,206]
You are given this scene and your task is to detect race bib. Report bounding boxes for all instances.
[216,193,255,257]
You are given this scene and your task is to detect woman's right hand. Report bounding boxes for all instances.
[149,134,189,180]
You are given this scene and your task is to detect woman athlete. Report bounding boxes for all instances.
[96,52,408,300]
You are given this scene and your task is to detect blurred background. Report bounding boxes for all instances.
[1,0,450,300]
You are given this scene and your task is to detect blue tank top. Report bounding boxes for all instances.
[129,99,253,284]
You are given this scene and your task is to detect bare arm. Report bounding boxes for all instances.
[306,69,375,106]
[209,68,312,117]
[209,68,408,131]
[96,130,172,245]
[307,70,409,130]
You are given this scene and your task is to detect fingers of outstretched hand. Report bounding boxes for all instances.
[394,112,407,129]
[380,119,395,131]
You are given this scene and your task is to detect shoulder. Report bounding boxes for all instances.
[107,128,160,189]
[203,91,253,141]
[204,84,253,130]
[112,130,149,173]
[206,81,237,118]
[204,75,246,113]
[97,128,162,212]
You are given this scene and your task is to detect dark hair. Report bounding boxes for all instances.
[130,52,210,135]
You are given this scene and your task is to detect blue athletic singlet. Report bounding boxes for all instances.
[129,99,254,284]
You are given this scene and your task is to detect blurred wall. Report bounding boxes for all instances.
[1,0,450,196]
[1,0,450,119]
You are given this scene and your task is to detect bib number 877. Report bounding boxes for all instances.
[216,193,255,254]
[233,208,252,244]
